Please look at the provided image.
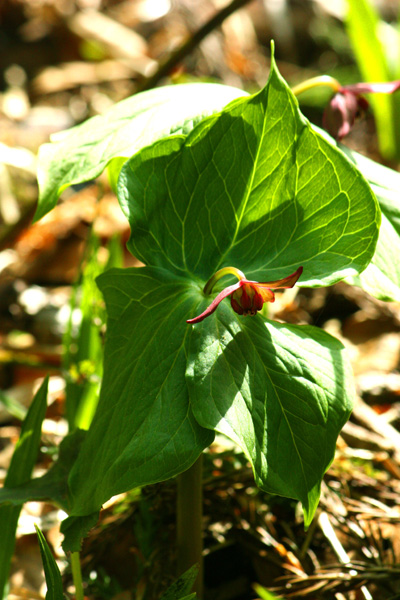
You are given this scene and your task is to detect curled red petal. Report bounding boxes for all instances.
[342,81,400,95]
[187,282,242,324]
[230,296,244,315]
[323,92,358,140]
[255,266,303,290]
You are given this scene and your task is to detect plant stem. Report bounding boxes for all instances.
[70,551,84,600]
[292,75,341,97]
[204,266,245,295]
[177,454,204,598]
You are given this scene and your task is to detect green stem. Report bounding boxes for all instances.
[292,75,341,97]
[299,513,319,561]
[177,454,204,598]
[70,552,84,600]
[204,266,245,295]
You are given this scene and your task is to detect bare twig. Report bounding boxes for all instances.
[135,0,256,93]
[318,512,373,600]
[352,397,400,461]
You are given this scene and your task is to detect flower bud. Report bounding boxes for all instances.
[231,283,265,316]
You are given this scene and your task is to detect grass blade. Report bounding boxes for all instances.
[0,377,48,599]
[35,524,64,600]
[346,0,398,158]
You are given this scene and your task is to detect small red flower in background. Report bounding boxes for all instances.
[323,80,400,140]
[187,266,303,324]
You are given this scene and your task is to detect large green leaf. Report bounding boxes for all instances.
[68,267,213,516]
[35,83,246,221]
[332,139,400,301]
[186,301,353,526]
[0,429,86,512]
[339,142,400,240]
[118,56,379,286]
[0,378,48,600]
[348,211,400,301]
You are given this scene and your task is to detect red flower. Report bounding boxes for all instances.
[323,80,400,140]
[187,266,303,324]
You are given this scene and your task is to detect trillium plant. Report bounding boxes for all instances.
[3,43,400,598]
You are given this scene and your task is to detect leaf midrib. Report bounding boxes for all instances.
[213,90,270,271]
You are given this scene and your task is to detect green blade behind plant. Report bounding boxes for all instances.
[34,524,64,600]
[160,565,199,600]
[346,0,398,158]
[0,377,48,599]
[0,390,27,421]
[253,584,281,600]
[64,231,123,431]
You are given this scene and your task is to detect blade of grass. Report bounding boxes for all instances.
[160,564,199,600]
[63,230,97,430]
[346,0,398,158]
[34,524,64,600]
[64,231,123,431]
[0,389,27,421]
[0,377,48,599]
[252,585,281,600]
[63,230,104,430]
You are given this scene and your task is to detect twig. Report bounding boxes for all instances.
[318,512,373,600]
[135,0,255,93]
[352,397,400,461]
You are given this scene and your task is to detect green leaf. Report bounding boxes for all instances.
[347,211,400,301]
[60,512,99,553]
[118,56,379,287]
[35,525,64,600]
[35,83,247,221]
[0,429,86,512]
[345,0,398,158]
[160,565,199,600]
[108,156,129,194]
[186,302,354,525]
[68,267,214,516]
[0,377,48,600]
[340,143,400,197]
[372,184,400,237]
[320,132,400,301]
